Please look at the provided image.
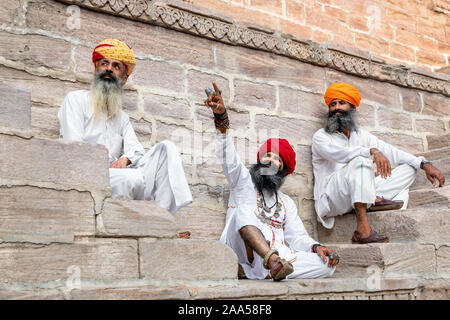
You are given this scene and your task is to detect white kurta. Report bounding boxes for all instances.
[58,90,192,214]
[217,133,335,279]
[312,128,423,228]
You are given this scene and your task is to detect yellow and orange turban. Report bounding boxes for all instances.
[92,38,136,78]
[324,83,361,108]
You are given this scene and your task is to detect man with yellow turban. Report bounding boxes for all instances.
[58,38,193,214]
[312,83,445,243]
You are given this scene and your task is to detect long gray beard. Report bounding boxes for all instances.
[90,71,123,119]
[250,162,287,197]
[324,109,357,134]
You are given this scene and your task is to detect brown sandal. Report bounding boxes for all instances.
[269,257,294,281]
[368,198,403,212]
[351,229,389,244]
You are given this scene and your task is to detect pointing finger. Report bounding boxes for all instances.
[212,82,221,95]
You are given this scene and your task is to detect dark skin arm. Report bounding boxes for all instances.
[423,163,445,187]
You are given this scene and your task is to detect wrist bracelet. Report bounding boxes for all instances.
[312,244,323,253]
[263,249,279,270]
[372,150,381,156]
[214,109,230,129]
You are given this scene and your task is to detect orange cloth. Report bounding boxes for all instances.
[92,38,136,77]
[324,83,361,108]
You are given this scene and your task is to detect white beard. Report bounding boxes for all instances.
[90,72,123,119]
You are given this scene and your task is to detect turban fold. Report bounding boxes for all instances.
[257,138,296,175]
[324,83,361,108]
[92,38,136,77]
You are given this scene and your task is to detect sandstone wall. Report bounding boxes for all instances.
[0,0,449,238]
[191,0,450,72]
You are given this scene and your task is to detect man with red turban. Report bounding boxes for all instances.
[312,83,445,243]
[205,82,339,281]
[58,38,192,214]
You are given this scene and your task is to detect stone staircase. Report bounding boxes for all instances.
[1,81,449,300]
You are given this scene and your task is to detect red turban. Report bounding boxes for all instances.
[324,83,361,108]
[92,38,136,78]
[257,138,296,175]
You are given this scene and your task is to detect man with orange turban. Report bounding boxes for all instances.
[312,82,445,243]
[58,38,192,214]
[204,82,339,281]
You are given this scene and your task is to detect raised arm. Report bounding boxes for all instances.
[205,82,249,189]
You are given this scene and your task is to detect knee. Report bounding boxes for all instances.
[125,170,144,189]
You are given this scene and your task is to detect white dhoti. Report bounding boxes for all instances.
[322,156,417,227]
[225,204,335,280]
[109,140,193,214]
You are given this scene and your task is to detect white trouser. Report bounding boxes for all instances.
[226,208,335,280]
[109,140,193,214]
[325,156,417,218]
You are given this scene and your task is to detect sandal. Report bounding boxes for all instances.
[351,229,389,244]
[368,197,403,212]
[269,257,294,281]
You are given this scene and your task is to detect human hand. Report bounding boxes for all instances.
[109,157,130,168]
[371,149,391,179]
[204,82,225,115]
[423,163,445,187]
[316,246,340,267]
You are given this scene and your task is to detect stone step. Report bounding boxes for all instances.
[1,277,442,300]
[408,186,450,209]
[0,237,237,286]
[427,133,450,150]
[0,132,110,193]
[327,243,439,278]
[174,204,226,240]
[318,208,450,244]
[97,198,178,238]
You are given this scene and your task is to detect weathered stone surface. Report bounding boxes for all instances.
[422,93,450,116]
[419,279,450,300]
[234,80,276,110]
[187,70,229,103]
[0,81,31,130]
[0,32,72,71]
[0,134,109,191]
[133,59,184,93]
[0,186,94,244]
[427,133,450,150]
[377,107,412,131]
[139,239,237,281]
[70,285,191,300]
[329,243,436,278]
[401,89,422,113]
[372,131,424,154]
[318,209,450,244]
[0,238,138,284]
[215,43,325,91]
[26,0,215,68]
[97,198,177,238]
[415,118,446,135]
[143,92,191,120]
[0,0,21,25]
[174,205,225,240]
[30,103,59,139]
[408,186,450,208]
[279,86,326,119]
[255,114,322,144]
[436,246,450,274]
[0,65,89,107]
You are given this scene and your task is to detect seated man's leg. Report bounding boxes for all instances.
[287,251,335,279]
[326,156,378,238]
[109,168,145,199]
[374,164,417,209]
[138,140,193,214]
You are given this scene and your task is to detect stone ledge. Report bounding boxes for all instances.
[96,198,178,238]
[54,0,450,96]
[0,277,433,300]
[318,208,450,244]
[328,243,436,278]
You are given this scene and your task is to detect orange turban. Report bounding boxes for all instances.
[92,38,136,78]
[324,83,361,108]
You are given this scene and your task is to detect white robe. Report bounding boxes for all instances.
[312,128,423,228]
[217,133,335,279]
[58,90,192,214]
